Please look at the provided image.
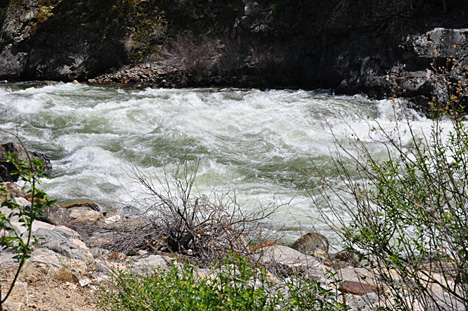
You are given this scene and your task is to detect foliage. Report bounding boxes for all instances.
[99,254,343,311]
[0,144,55,310]
[314,102,468,310]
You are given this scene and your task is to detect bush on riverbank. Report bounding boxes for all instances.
[99,254,343,311]
[314,101,468,310]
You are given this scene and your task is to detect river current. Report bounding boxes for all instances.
[0,82,433,245]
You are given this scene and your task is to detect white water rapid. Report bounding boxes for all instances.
[0,82,434,244]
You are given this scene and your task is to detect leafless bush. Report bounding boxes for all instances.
[110,162,280,263]
[162,33,220,82]
[218,35,296,87]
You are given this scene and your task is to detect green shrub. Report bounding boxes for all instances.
[315,102,468,310]
[99,254,344,311]
[0,141,55,310]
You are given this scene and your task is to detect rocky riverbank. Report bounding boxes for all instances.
[1,176,465,310]
[1,0,468,113]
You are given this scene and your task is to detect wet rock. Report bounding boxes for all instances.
[290,232,329,260]
[62,200,100,212]
[0,142,52,182]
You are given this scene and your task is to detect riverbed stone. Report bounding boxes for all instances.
[346,292,379,311]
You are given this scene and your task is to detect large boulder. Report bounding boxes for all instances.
[0,142,51,182]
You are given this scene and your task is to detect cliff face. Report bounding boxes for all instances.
[1,0,467,110]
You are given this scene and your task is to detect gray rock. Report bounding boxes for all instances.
[256,245,332,283]
[335,267,377,285]
[290,232,329,260]
[34,227,92,261]
[346,292,379,311]
[135,255,168,269]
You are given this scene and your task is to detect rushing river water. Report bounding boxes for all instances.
[0,82,433,245]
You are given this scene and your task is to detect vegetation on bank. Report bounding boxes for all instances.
[314,101,468,310]
[100,255,343,311]
[0,138,55,311]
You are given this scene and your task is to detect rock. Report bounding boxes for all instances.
[0,142,52,182]
[68,208,102,223]
[290,232,329,260]
[41,203,103,227]
[335,267,377,285]
[255,245,331,283]
[35,227,93,261]
[79,278,92,287]
[40,204,71,225]
[346,292,379,311]
[30,248,70,268]
[62,200,100,212]
[328,249,359,269]
[103,214,122,225]
[14,197,31,209]
[338,280,380,296]
[135,255,168,269]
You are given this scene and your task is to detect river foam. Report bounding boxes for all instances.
[0,82,436,244]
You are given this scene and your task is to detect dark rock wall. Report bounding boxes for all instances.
[1,0,467,110]
[231,0,468,108]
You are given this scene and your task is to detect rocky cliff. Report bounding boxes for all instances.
[1,0,467,111]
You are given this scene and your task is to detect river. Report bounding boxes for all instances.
[0,82,432,245]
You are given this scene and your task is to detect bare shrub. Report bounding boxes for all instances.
[109,162,279,263]
[162,33,220,82]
